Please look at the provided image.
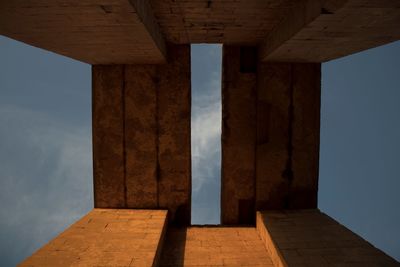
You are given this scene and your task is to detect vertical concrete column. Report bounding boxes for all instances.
[256,63,320,210]
[158,45,191,225]
[256,63,291,210]
[92,45,191,225]
[290,63,320,207]
[124,65,158,208]
[92,65,126,208]
[221,46,257,224]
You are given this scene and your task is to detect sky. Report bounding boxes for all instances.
[0,35,399,265]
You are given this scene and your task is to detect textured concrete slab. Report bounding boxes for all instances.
[160,227,274,267]
[0,0,166,64]
[19,209,168,267]
[257,210,400,267]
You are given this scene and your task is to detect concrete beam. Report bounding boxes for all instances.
[256,210,399,266]
[19,209,168,266]
[0,0,166,64]
[260,0,400,62]
[259,0,325,62]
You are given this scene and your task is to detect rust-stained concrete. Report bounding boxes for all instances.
[92,45,191,225]
[19,209,168,267]
[257,210,400,266]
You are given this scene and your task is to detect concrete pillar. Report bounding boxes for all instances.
[221,45,257,225]
[221,46,320,224]
[92,45,191,225]
[92,65,125,208]
[256,63,320,210]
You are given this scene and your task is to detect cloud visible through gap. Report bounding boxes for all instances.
[191,45,222,224]
[0,105,93,266]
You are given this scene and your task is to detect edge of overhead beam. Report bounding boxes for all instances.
[129,0,167,61]
[0,1,167,64]
[259,0,347,62]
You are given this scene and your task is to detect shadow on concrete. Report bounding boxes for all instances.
[159,227,187,266]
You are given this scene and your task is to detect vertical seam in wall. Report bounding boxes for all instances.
[254,61,258,219]
[91,66,97,207]
[284,64,294,208]
[122,65,128,208]
[155,68,160,208]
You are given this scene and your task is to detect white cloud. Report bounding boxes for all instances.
[191,71,222,193]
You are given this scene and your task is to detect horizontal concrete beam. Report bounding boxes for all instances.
[260,0,400,62]
[0,0,166,64]
[20,209,168,267]
[256,210,399,266]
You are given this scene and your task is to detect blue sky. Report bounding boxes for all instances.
[0,36,399,265]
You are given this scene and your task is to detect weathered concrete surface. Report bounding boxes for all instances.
[222,59,320,223]
[0,0,166,64]
[93,45,191,225]
[256,210,400,266]
[19,209,168,267]
[290,64,320,208]
[151,0,297,44]
[125,65,158,208]
[221,46,257,225]
[160,227,273,266]
[158,45,192,226]
[2,1,400,64]
[256,63,320,210]
[92,65,125,208]
[261,0,400,62]
[256,63,292,210]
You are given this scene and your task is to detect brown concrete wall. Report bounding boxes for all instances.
[256,63,320,210]
[222,57,320,224]
[221,46,257,225]
[256,210,399,266]
[158,45,192,226]
[125,65,158,208]
[290,64,320,208]
[92,45,191,225]
[92,65,126,208]
[19,209,168,267]
[256,63,291,210]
